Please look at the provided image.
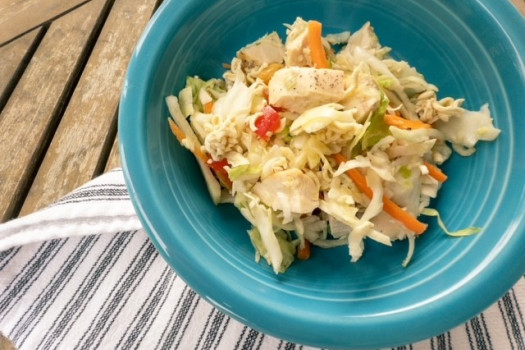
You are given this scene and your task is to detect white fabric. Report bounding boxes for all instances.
[0,169,523,350]
[0,170,142,252]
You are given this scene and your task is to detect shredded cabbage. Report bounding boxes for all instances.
[166,18,500,273]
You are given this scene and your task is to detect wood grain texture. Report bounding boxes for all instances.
[0,333,17,350]
[0,0,92,46]
[510,0,525,15]
[0,0,108,222]
[0,29,41,103]
[105,135,122,171]
[19,0,159,216]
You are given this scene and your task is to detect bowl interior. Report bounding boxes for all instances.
[119,0,525,348]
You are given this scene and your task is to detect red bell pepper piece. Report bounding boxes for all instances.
[254,105,281,141]
[209,158,232,189]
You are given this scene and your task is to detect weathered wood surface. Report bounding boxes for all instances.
[0,0,92,47]
[512,0,525,14]
[0,29,42,108]
[0,0,110,221]
[18,0,160,216]
[105,136,122,171]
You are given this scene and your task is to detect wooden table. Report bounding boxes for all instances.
[0,0,161,223]
[0,0,523,348]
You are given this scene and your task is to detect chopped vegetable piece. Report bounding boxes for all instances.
[204,101,214,114]
[258,63,284,85]
[168,118,231,189]
[297,239,311,260]
[209,159,232,189]
[384,114,432,130]
[333,153,428,235]
[255,105,282,141]
[307,20,329,68]
[421,208,481,236]
[424,161,448,183]
[168,118,209,164]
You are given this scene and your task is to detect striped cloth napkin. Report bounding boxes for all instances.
[0,169,523,350]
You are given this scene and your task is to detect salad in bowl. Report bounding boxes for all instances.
[165,18,500,274]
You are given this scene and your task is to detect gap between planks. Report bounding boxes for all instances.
[0,27,47,113]
[0,0,94,48]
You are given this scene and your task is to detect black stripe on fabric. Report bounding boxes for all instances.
[241,328,260,350]
[469,314,492,350]
[0,240,51,301]
[479,313,494,350]
[430,334,450,350]
[11,236,99,345]
[213,311,231,350]
[205,311,227,350]
[35,231,134,350]
[393,345,413,350]
[465,315,493,350]
[160,287,198,350]
[255,333,265,350]
[74,237,156,350]
[52,185,129,207]
[116,266,174,350]
[0,246,21,271]
[284,341,297,350]
[509,287,525,332]
[174,287,202,350]
[195,307,218,349]
[496,299,513,350]
[57,185,128,201]
[234,326,249,350]
[61,232,139,349]
[134,268,178,350]
[0,239,65,319]
[55,197,131,206]
[198,308,228,350]
[154,284,190,350]
[465,321,476,350]
[501,291,525,350]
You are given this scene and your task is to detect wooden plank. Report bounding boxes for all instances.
[0,0,92,47]
[511,0,525,15]
[0,334,17,350]
[0,29,41,105]
[19,0,159,216]
[0,0,109,222]
[105,135,122,171]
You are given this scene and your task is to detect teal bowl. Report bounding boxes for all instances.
[119,0,525,348]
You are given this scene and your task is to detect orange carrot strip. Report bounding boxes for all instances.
[168,118,185,142]
[168,118,209,164]
[297,240,311,260]
[204,101,214,114]
[258,63,284,85]
[333,153,428,235]
[424,161,448,183]
[384,114,432,130]
[168,118,232,190]
[307,20,329,69]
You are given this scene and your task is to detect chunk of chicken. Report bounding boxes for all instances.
[252,168,319,214]
[283,17,312,67]
[340,67,381,122]
[268,67,346,114]
[238,32,285,69]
